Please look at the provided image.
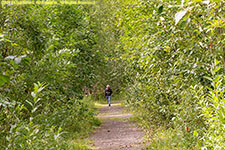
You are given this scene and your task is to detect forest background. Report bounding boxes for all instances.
[0,0,225,149]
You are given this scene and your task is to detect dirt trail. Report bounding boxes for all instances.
[89,102,146,150]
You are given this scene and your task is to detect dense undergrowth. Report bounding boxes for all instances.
[98,0,225,149]
[1,0,225,149]
[0,4,106,149]
[0,1,127,148]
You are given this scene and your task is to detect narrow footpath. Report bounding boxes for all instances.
[89,102,147,150]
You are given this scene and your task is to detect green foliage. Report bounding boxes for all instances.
[196,60,225,149]
[97,0,225,149]
[146,128,199,150]
[1,0,225,149]
[0,4,102,149]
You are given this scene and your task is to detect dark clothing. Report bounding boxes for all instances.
[105,88,113,96]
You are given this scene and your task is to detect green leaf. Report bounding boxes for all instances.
[0,80,5,87]
[204,76,213,81]
[158,5,163,14]
[25,100,33,108]
[193,130,198,136]
[214,66,222,73]
[0,75,10,86]
[1,75,10,82]
[214,75,221,82]
[215,59,221,66]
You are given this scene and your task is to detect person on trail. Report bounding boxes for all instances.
[105,85,113,107]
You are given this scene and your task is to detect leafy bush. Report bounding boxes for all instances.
[196,60,225,149]
[146,128,199,150]
[0,4,102,149]
[97,0,225,149]
[1,0,224,149]
[0,81,100,149]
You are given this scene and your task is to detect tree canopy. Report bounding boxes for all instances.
[0,0,225,149]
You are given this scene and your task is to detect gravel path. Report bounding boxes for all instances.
[89,102,146,150]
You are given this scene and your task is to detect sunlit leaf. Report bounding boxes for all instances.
[175,10,187,25]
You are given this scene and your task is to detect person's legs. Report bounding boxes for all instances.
[107,96,111,106]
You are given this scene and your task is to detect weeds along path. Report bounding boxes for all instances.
[89,102,146,150]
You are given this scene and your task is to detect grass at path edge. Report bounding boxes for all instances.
[63,96,102,150]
